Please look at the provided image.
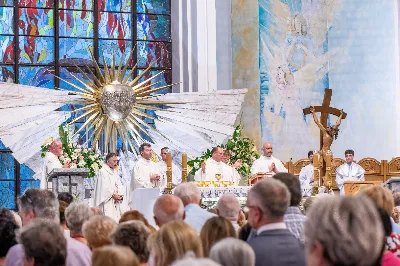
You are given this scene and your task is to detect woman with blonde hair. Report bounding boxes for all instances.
[149,221,203,266]
[92,245,140,266]
[200,217,236,257]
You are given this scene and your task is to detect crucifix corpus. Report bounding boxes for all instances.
[303,89,347,185]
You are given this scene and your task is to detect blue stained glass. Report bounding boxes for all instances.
[59,38,93,60]
[99,39,132,66]
[98,12,131,39]
[19,0,54,8]
[20,180,40,194]
[20,164,35,180]
[0,140,7,149]
[18,8,54,36]
[0,36,14,63]
[59,0,94,10]
[0,153,14,179]
[19,66,55,88]
[59,10,94,38]
[0,181,15,209]
[0,0,13,6]
[0,66,14,82]
[19,36,55,64]
[137,69,171,94]
[99,0,131,12]
[137,14,170,41]
[137,41,171,69]
[0,7,13,34]
[136,0,169,14]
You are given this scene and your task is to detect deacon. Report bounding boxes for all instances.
[40,140,70,190]
[336,149,365,195]
[94,153,124,221]
[222,149,242,185]
[299,151,315,196]
[194,147,234,182]
[250,142,287,175]
[157,147,182,187]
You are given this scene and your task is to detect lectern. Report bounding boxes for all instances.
[343,181,381,195]
[49,168,90,202]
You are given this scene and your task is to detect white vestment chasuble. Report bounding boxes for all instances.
[40,152,62,189]
[250,155,288,175]
[336,162,365,195]
[157,160,182,187]
[299,164,314,196]
[94,164,125,221]
[194,158,236,182]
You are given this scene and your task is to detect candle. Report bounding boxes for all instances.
[166,152,172,194]
[182,153,188,182]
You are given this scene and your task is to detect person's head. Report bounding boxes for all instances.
[19,219,67,266]
[344,149,354,163]
[140,143,152,160]
[57,192,73,205]
[111,221,150,264]
[160,147,169,162]
[292,14,307,35]
[172,256,221,266]
[262,142,273,157]
[153,195,185,227]
[216,193,240,222]
[49,140,63,156]
[222,150,231,164]
[272,173,302,207]
[209,238,255,266]
[326,125,340,140]
[200,217,236,257]
[308,151,313,161]
[65,202,93,235]
[0,208,19,258]
[358,186,394,215]
[119,210,156,232]
[304,196,384,266]
[92,246,140,266]
[211,147,224,162]
[303,196,316,215]
[18,189,59,226]
[106,153,118,169]
[393,191,400,207]
[246,178,290,229]
[82,215,117,250]
[174,182,202,206]
[150,221,203,266]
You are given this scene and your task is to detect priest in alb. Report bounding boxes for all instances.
[250,142,287,175]
[157,147,182,188]
[40,140,70,190]
[336,149,365,195]
[94,153,124,221]
[194,147,235,182]
[299,151,315,196]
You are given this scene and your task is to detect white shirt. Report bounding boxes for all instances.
[223,164,241,186]
[40,152,63,189]
[194,158,234,182]
[299,164,314,196]
[336,162,365,195]
[250,155,288,175]
[257,222,287,235]
[157,160,182,187]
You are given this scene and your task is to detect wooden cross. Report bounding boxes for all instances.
[303,89,347,150]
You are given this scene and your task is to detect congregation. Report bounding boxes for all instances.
[1,171,400,266]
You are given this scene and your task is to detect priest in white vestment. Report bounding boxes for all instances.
[222,149,242,186]
[250,142,288,175]
[336,149,365,195]
[157,147,182,187]
[299,151,315,196]
[194,147,235,182]
[94,153,124,221]
[40,140,70,190]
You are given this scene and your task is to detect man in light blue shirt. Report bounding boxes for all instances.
[174,182,216,233]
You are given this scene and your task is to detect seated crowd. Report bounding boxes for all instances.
[1,173,400,266]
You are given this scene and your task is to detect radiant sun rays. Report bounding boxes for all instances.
[56,48,179,156]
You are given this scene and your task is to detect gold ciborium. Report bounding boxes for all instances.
[215,173,222,181]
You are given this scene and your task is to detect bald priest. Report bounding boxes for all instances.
[250,142,288,176]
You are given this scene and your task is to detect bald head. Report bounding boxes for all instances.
[153,195,185,227]
[217,193,240,222]
[49,140,63,156]
[262,142,273,157]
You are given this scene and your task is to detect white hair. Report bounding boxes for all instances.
[65,202,93,234]
[153,195,185,225]
[209,238,255,266]
[172,257,221,266]
[174,183,201,205]
[216,193,240,221]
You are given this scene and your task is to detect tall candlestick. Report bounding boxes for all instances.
[166,152,173,194]
[182,153,188,182]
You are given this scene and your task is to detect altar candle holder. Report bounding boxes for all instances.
[182,153,188,182]
[166,152,173,194]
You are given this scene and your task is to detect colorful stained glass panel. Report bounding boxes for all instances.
[0,140,7,149]
[19,8,54,36]
[0,66,14,82]
[20,180,40,194]
[98,0,131,12]
[19,0,54,8]
[0,36,14,63]
[59,38,93,60]
[59,10,93,37]
[136,0,169,14]
[19,66,55,88]
[98,12,131,39]
[0,153,14,180]
[0,7,13,34]
[0,181,15,208]
[137,69,171,90]
[20,164,35,180]
[137,41,171,68]
[137,14,170,41]
[19,36,54,64]
[99,39,132,66]
[59,0,93,10]
[0,0,13,6]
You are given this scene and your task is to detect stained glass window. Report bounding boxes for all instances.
[0,0,171,208]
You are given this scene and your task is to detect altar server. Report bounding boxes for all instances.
[250,142,287,175]
[299,151,314,196]
[157,147,182,187]
[40,140,70,190]
[94,153,124,221]
[194,147,234,182]
[336,149,365,195]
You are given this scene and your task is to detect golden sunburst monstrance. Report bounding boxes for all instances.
[57,48,179,156]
